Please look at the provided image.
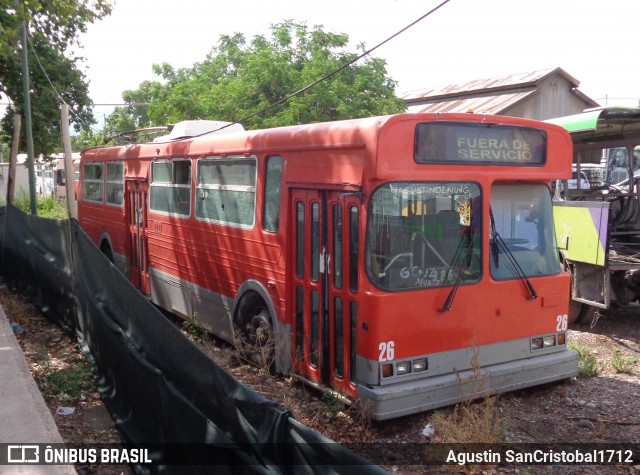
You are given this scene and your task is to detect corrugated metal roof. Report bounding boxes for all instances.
[401,67,573,102]
[406,90,537,115]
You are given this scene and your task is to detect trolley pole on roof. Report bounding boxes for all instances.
[17,3,37,215]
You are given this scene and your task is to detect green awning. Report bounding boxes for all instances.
[546,107,640,144]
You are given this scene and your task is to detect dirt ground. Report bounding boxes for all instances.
[3,280,640,475]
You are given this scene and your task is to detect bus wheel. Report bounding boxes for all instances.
[568,297,583,324]
[100,242,114,263]
[569,302,597,325]
[236,293,275,371]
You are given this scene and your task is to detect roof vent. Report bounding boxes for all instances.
[153,120,244,142]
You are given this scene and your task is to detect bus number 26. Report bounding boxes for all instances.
[556,314,568,331]
[378,341,395,361]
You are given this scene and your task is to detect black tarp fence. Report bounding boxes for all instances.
[0,205,387,474]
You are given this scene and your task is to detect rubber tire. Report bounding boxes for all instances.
[569,302,597,325]
[236,293,275,370]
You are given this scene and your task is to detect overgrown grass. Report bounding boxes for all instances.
[41,364,92,401]
[568,341,601,377]
[431,397,505,443]
[13,192,69,219]
[611,349,636,374]
[35,348,92,402]
[233,327,276,372]
[428,341,506,445]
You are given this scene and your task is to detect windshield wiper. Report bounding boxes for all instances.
[441,228,474,312]
[490,207,537,300]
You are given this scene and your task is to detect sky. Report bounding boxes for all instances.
[75,0,640,123]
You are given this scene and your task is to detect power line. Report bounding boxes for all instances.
[25,31,99,132]
[93,103,149,107]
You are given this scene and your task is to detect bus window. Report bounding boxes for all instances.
[56,169,66,186]
[106,162,124,206]
[296,202,305,278]
[334,296,343,378]
[295,286,304,361]
[490,183,560,279]
[196,157,256,227]
[83,163,104,202]
[366,182,481,290]
[332,205,343,289]
[262,156,282,232]
[349,206,359,293]
[150,160,191,216]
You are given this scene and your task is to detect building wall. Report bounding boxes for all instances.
[402,70,599,121]
[504,74,594,120]
[0,163,32,205]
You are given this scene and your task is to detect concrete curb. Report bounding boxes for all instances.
[0,305,76,474]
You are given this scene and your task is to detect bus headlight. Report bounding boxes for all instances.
[412,359,428,372]
[396,361,411,375]
[531,337,543,351]
[531,334,563,351]
[382,358,429,378]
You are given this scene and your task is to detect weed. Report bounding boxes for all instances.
[321,390,347,416]
[429,338,505,446]
[13,192,69,219]
[233,327,275,372]
[454,337,490,400]
[568,342,600,377]
[611,348,636,374]
[182,319,205,339]
[40,362,91,401]
[32,343,49,364]
[430,396,504,443]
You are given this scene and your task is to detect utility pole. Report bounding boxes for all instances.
[60,104,77,219]
[7,114,21,205]
[17,1,37,215]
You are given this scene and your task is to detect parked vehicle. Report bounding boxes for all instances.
[78,114,578,419]
[567,170,591,189]
[548,107,640,323]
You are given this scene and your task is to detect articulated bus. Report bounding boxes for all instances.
[78,113,578,420]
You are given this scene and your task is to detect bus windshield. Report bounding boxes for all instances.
[490,183,560,279]
[366,182,481,291]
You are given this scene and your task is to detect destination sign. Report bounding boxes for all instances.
[414,122,547,165]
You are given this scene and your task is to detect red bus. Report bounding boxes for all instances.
[78,113,578,420]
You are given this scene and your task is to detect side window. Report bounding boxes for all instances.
[149,160,191,216]
[262,156,282,232]
[83,162,104,203]
[196,156,257,228]
[105,162,124,206]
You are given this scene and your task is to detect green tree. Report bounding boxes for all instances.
[112,21,405,133]
[0,0,113,157]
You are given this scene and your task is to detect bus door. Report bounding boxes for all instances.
[291,189,360,396]
[126,179,150,294]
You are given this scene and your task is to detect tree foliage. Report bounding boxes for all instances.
[0,0,112,157]
[110,21,405,134]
